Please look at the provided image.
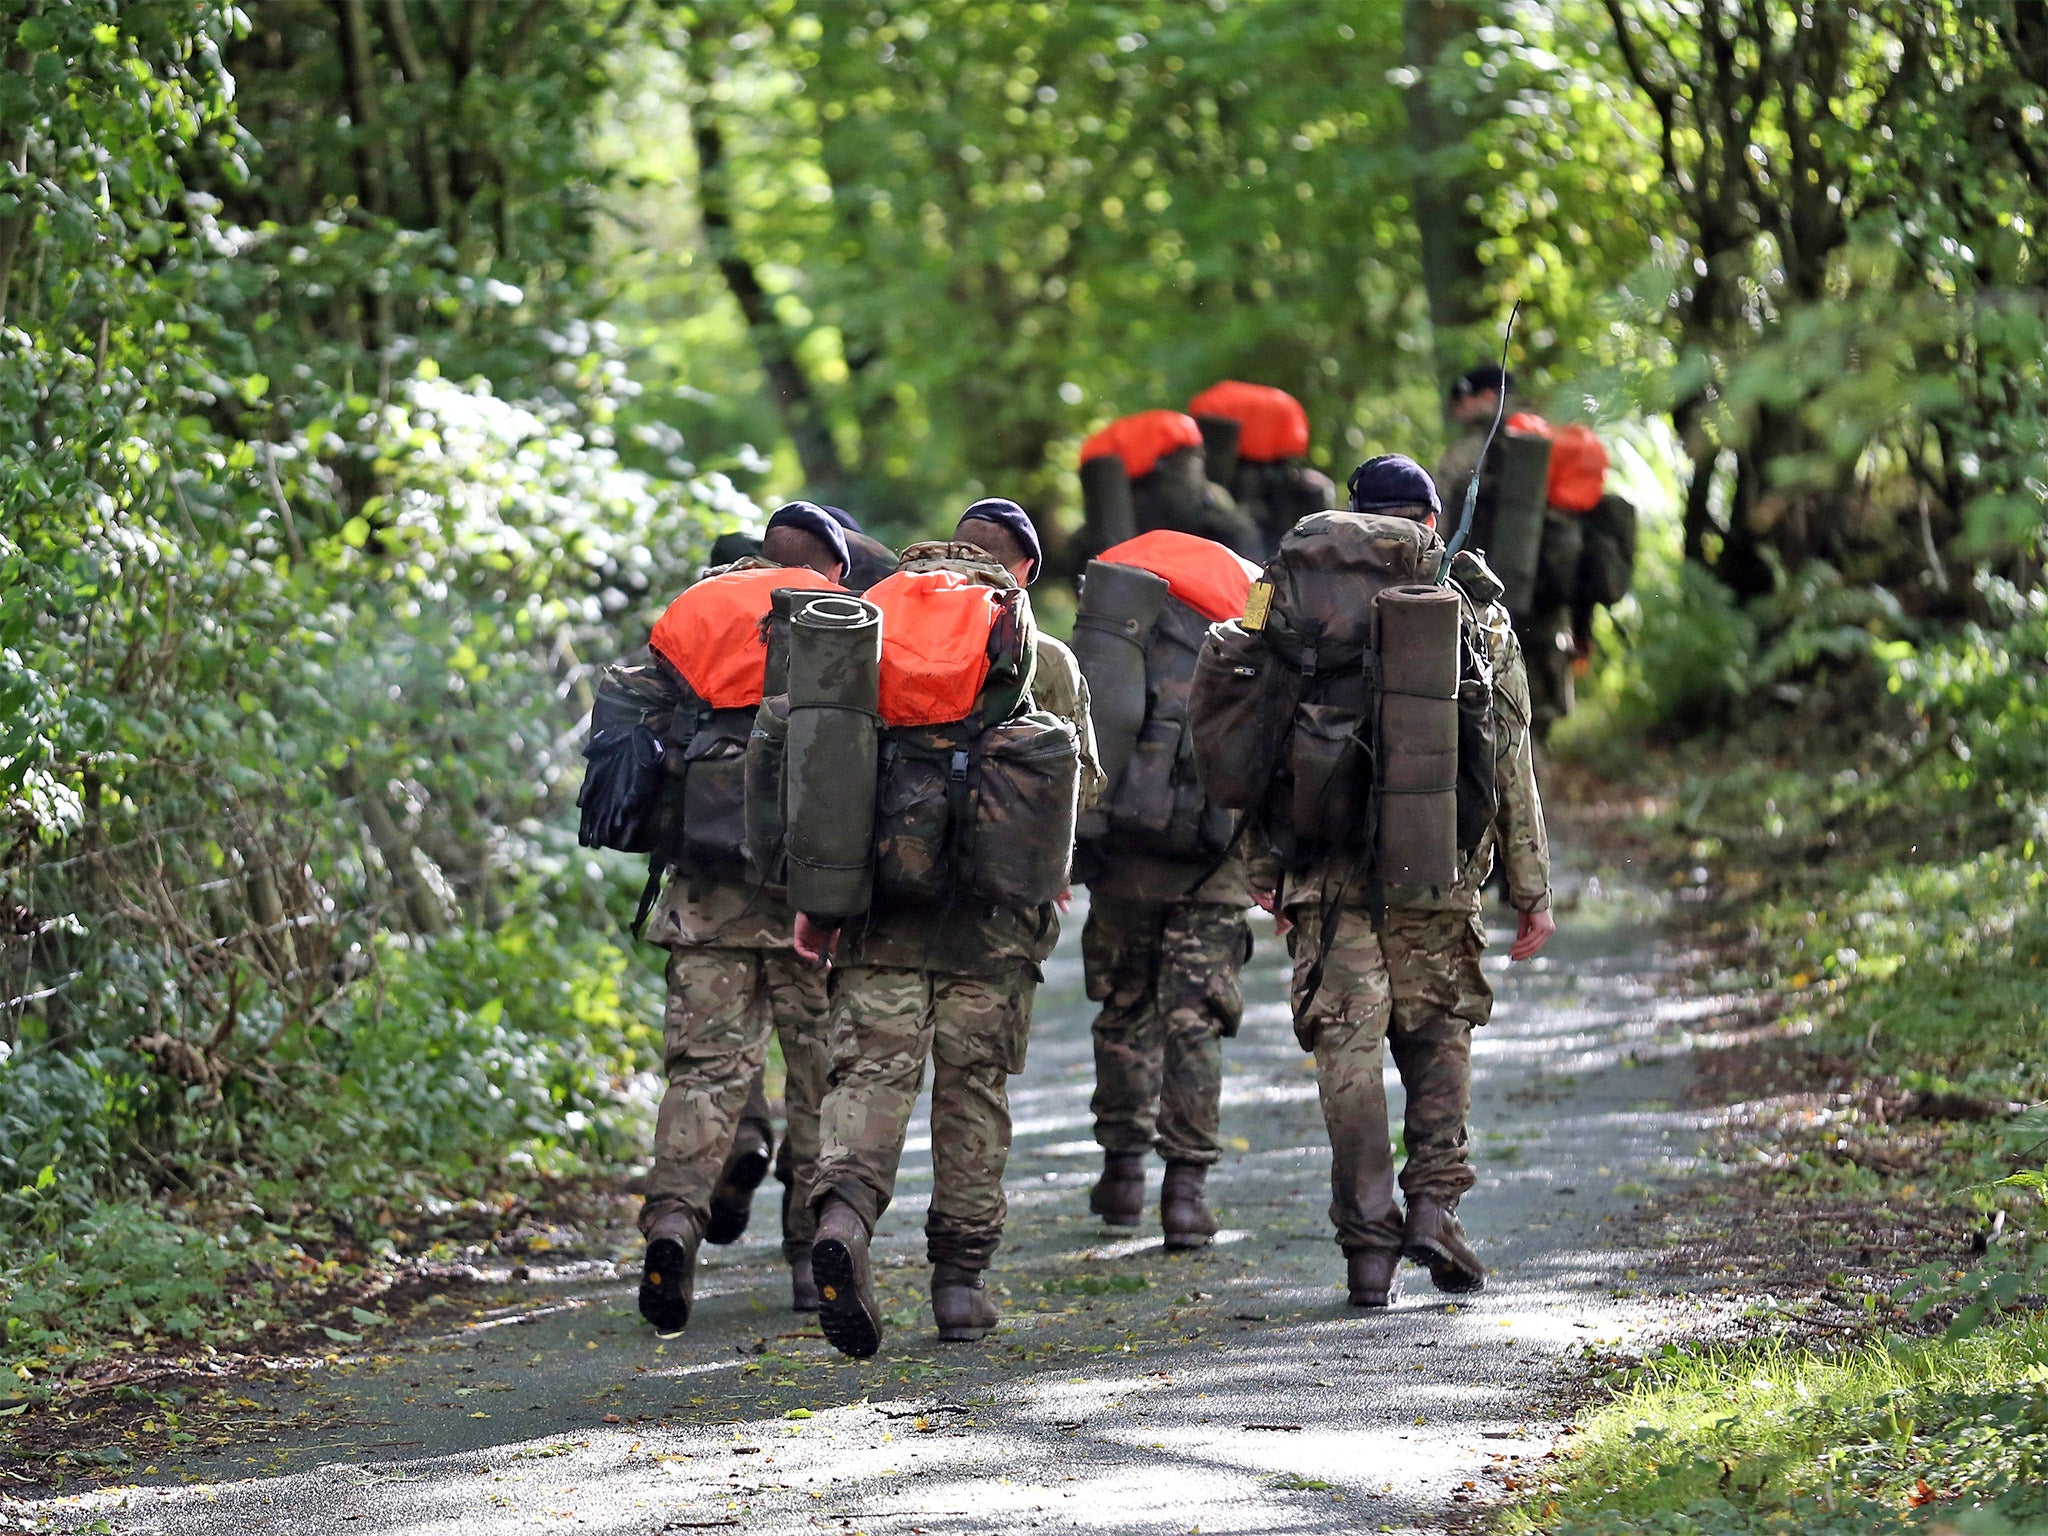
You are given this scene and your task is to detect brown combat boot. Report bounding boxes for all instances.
[1403,1197,1486,1294]
[789,1254,821,1313]
[811,1199,883,1359]
[1346,1248,1402,1308]
[638,1209,701,1334]
[1160,1161,1218,1251]
[931,1263,1000,1343]
[1089,1152,1146,1227]
[705,1120,773,1245]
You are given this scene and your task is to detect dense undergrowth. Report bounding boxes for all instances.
[0,6,737,1400]
[1514,568,2048,1531]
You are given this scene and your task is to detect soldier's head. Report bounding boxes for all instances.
[954,498,1042,586]
[1346,455,1443,531]
[1448,364,1510,427]
[761,501,851,582]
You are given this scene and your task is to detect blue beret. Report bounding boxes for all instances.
[1346,455,1442,521]
[957,497,1042,584]
[819,505,862,532]
[765,501,851,572]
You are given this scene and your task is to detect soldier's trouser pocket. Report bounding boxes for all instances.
[1285,906,1390,1052]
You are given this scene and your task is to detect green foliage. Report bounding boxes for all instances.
[1501,1323,2048,1535]
[0,1,738,1376]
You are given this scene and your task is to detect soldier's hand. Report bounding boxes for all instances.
[1054,888,1073,913]
[1252,887,1292,937]
[793,913,840,968]
[1509,908,1555,961]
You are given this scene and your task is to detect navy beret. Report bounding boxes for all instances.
[819,505,862,532]
[765,501,851,572]
[1346,454,1443,522]
[957,497,1042,584]
[1450,364,1511,401]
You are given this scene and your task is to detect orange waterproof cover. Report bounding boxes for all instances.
[1078,409,1204,480]
[1098,529,1260,624]
[1187,380,1310,462]
[1506,410,1553,439]
[867,568,1002,727]
[1546,423,1609,514]
[649,564,842,708]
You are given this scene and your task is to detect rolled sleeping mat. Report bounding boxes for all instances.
[1080,454,1137,559]
[1194,413,1241,491]
[784,592,883,918]
[1069,559,1171,797]
[1488,431,1554,620]
[1375,583,1461,889]
[1132,445,1210,532]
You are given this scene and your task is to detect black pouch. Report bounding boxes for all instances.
[1191,620,1297,810]
[966,711,1080,906]
[1288,703,1369,845]
[1455,676,1498,852]
[577,724,667,853]
[674,709,754,873]
[873,732,960,901]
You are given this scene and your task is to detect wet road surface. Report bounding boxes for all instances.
[21,854,1713,1535]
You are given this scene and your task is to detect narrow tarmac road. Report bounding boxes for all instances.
[23,849,1710,1536]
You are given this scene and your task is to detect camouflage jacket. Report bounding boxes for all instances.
[648,874,793,952]
[836,542,1099,977]
[1266,552,1551,918]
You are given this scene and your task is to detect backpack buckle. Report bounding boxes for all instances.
[948,749,970,783]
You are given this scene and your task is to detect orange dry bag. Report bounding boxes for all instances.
[649,564,842,709]
[1097,529,1260,624]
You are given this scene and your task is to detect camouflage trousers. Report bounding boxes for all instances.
[810,964,1035,1272]
[1083,900,1250,1166]
[727,1068,828,1263]
[640,945,832,1258]
[1284,905,1492,1253]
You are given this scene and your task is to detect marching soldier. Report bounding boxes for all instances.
[1197,456,1554,1311]
[634,502,850,1332]
[1070,531,1261,1248]
[795,500,1102,1358]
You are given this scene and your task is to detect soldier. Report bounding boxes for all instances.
[1254,456,1553,1309]
[1073,532,1259,1248]
[1377,476,1554,1300]
[1430,364,1509,522]
[636,501,850,1333]
[706,504,900,1255]
[795,500,1102,1358]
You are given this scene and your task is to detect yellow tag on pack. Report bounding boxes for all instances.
[1241,581,1274,631]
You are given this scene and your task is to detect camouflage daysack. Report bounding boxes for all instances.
[1190,512,1499,876]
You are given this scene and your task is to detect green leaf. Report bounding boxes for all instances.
[321,1326,363,1344]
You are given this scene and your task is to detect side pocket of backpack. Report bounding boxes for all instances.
[1190,620,1296,810]
[744,695,791,885]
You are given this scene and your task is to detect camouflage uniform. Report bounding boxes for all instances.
[1083,855,1250,1168]
[1277,563,1550,1256]
[639,877,832,1260]
[810,544,1102,1270]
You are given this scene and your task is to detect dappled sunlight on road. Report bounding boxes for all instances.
[23,858,1706,1535]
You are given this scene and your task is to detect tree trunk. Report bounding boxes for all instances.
[1403,0,1492,389]
[690,108,847,492]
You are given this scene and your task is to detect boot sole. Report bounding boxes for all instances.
[704,1145,773,1245]
[811,1237,882,1359]
[1162,1230,1216,1251]
[935,1323,992,1342]
[637,1236,695,1333]
[1092,1210,1143,1228]
[1404,1237,1486,1294]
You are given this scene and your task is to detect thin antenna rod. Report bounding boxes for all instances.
[1438,299,1522,582]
